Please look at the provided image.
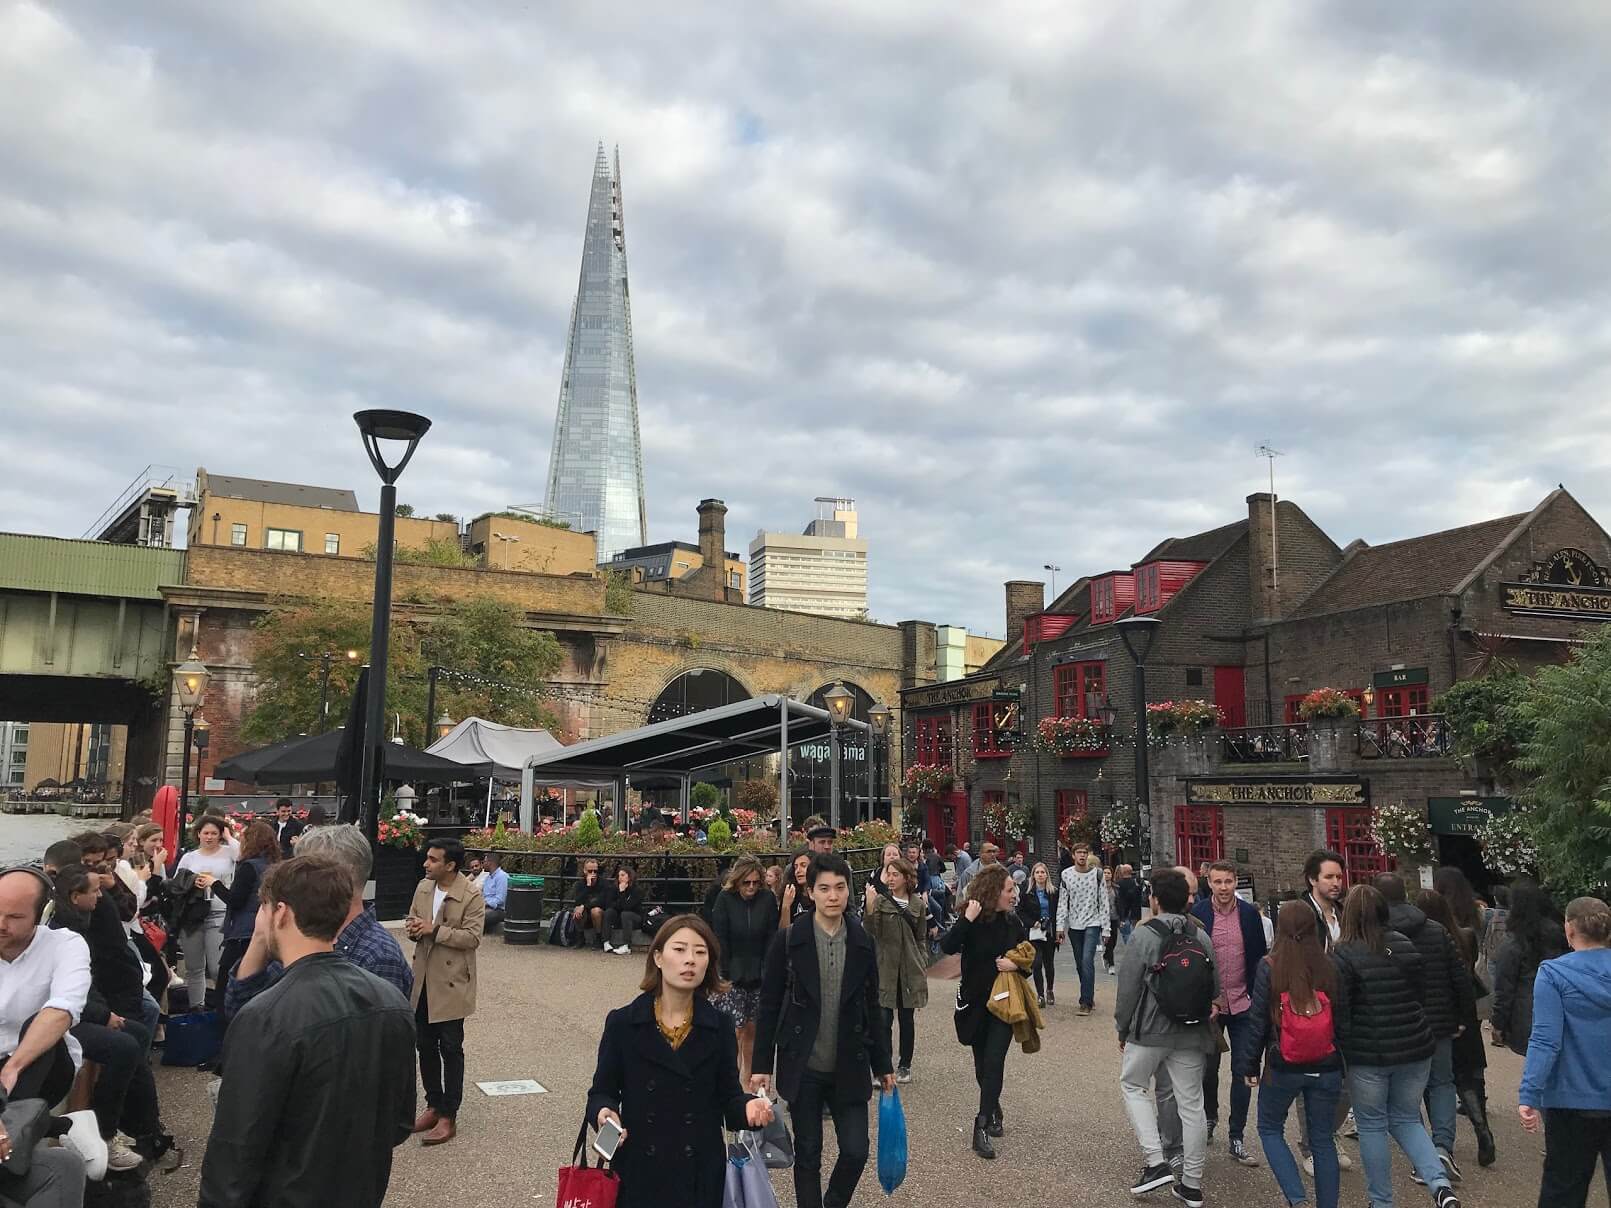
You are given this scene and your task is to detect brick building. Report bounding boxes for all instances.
[161,498,937,823]
[901,486,1611,897]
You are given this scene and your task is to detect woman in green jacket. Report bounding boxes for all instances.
[863,856,929,1084]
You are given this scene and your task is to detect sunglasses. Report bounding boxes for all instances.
[739,877,762,888]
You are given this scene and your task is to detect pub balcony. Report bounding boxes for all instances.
[1220,722,1308,764]
[1356,714,1451,760]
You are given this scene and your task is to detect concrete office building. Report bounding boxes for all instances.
[748,498,869,620]
[0,722,27,790]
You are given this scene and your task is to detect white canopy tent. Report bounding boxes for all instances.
[426,717,615,826]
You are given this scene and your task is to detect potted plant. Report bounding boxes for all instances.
[372,804,427,921]
[1031,716,1109,758]
[1369,802,1431,868]
[1297,687,1362,721]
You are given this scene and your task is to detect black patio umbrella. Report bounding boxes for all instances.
[214,728,488,787]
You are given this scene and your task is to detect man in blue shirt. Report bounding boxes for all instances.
[226,825,412,1018]
[480,852,508,933]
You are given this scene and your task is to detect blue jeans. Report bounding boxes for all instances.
[1424,1036,1457,1153]
[1348,1061,1449,1206]
[1074,926,1102,1007]
[1120,919,1135,944]
[1257,1067,1342,1208]
[1203,1010,1257,1140]
[139,991,161,1055]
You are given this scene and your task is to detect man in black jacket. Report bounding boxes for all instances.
[200,854,415,1208]
[1376,873,1474,1182]
[752,853,895,1208]
[272,798,305,859]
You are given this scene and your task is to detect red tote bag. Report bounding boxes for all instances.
[557,1123,619,1208]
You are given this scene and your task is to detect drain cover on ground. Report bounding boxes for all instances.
[477,1079,548,1096]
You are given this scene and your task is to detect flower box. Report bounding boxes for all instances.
[1030,716,1109,759]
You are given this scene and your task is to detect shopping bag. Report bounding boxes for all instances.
[556,1123,619,1208]
[754,1106,793,1169]
[160,1010,222,1067]
[876,1087,908,1194]
[724,1131,779,1208]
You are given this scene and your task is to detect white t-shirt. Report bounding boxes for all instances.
[432,884,447,922]
[0,925,91,1069]
[178,847,236,917]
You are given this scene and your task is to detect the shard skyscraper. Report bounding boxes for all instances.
[543,144,648,560]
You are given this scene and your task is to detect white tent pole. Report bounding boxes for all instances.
[519,761,535,832]
[484,776,495,830]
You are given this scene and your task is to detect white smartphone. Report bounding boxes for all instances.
[593,1119,624,1162]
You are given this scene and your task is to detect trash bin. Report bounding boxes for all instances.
[504,875,546,946]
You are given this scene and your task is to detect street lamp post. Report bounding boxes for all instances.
[823,683,854,831]
[191,716,210,802]
[299,649,359,732]
[435,711,456,741]
[868,702,892,826]
[173,647,210,850]
[1114,616,1163,867]
[354,409,432,842]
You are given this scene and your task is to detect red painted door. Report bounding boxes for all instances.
[946,790,969,852]
[1214,666,1246,728]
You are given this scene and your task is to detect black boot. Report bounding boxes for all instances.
[972,1115,996,1160]
[986,1108,1004,1138]
[1461,1087,1496,1167]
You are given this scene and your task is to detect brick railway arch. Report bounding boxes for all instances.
[645,666,755,725]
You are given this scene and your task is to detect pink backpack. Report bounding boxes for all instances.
[1278,990,1336,1065]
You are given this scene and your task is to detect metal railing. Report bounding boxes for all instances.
[1220,723,1309,763]
[1357,714,1451,760]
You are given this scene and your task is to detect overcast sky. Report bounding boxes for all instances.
[5,2,1610,636]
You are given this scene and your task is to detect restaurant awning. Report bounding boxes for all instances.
[214,727,490,786]
[518,694,869,833]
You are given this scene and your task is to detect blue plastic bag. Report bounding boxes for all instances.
[877,1088,908,1194]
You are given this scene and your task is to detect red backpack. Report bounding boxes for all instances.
[1277,990,1336,1065]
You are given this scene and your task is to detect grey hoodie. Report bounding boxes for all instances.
[1114,912,1220,1051]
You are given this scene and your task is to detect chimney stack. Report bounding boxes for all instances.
[1248,492,1280,623]
[1004,580,1045,646]
[697,499,728,573]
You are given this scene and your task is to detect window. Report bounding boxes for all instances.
[1174,805,1224,868]
[1376,685,1430,718]
[1054,661,1106,719]
[1055,789,1088,837]
[324,533,340,555]
[914,715,953,766]
[972,702,1010,758]
[1185,667,1203,687]
[265,528,302,552]
[1136,564,1161,612]
[1326,808,1393,885]
[230,523,247,546]
[1091,577,1114,623]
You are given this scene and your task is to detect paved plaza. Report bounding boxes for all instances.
[146,930,1541,1208]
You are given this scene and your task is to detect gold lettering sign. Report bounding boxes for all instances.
[1502,582,1611,619]
[903,679,1000,708]
[1186,781,1366,806]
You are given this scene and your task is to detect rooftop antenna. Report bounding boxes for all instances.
[1256,443,1282,596]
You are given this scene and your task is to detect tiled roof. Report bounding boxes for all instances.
[1140,519,1248,565]
[1289,513,1527,618]
[206,475,360,512]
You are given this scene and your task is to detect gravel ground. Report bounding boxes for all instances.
[147,933,1541,1208]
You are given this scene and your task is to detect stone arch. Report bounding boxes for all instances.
[646,665,754,725]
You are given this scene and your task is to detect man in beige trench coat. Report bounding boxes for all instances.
[404,836,484,1146]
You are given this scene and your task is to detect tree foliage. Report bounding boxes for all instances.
[691,782,721,810]
[362,537,477,568]
[241,594,563,747]
[1514,630,1611,897]
[1436,672,1534,784]
[394,503,415,517]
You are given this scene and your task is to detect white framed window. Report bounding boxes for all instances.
[324,533,340,555]
[230,523,247,546]
[265,528,302,552]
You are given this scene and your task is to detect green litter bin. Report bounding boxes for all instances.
[504,875,546,946]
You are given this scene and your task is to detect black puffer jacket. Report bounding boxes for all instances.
[1387,902,1475,1040]
[1331,932,1436,1067]
[710,887,780,985]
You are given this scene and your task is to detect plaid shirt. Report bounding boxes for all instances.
[225,906,413,1018]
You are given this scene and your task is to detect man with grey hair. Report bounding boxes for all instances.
[225,825,413,1016]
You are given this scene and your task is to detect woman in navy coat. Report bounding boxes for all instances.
[586,913,773,1208]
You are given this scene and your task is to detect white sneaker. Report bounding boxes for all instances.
[1336,1149,1353,1170]
[601,942,618,954]
[65,1110,108,1181]
[617,944,633,956]
[106,1134,142,1172]
[1302,1155,1314,1176]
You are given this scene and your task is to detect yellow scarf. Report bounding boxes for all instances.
[655,996,692,1051]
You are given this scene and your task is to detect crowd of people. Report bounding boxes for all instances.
[7,800,1611,1208]
[0,801,492,1208]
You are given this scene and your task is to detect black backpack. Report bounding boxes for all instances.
[1144,919,1215,1026]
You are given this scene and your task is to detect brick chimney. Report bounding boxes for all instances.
[697,499,728,571]
[1248,492,1280,624]
[1004,580,1045,646]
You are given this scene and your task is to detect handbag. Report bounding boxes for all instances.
[140,915,168,951]
[556,1122,619,1208]
[160,1010,223,1067]
[0,1098,49,1177]
[753,1106,793,1170]
[723,1130,780,1208]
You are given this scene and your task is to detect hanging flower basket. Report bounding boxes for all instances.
[903,763,954,798]
[1100,805,1139,850]
[1146,699,1225,737]
[1031,715,1109,757]
[983,797,1032,842]
[1478,811,1538,877]
[1298,688,1361,721]
[1369,802,1433,864]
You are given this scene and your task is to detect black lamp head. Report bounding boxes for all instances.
[354,409,432,484]
[1113,615,1163,664]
